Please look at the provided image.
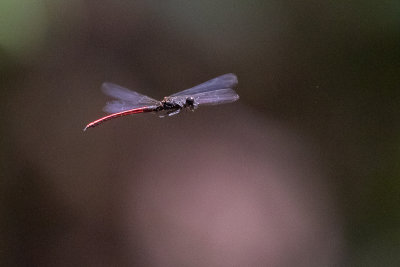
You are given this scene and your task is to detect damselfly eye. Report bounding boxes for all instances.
[186,96,194,106]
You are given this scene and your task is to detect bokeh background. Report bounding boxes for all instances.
[1,1,399,266]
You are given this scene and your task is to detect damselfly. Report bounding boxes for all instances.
[84,73,239,131]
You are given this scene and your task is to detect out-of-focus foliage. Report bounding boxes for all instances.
[0,0,48,60]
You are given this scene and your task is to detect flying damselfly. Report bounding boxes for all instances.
[84,73,239,131]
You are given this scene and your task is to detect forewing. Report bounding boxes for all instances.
[103,100,158,113]
[192,88,239,106]
[101,82,159,113]
[171,73,238,96]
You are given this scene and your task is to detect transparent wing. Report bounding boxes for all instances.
[170,73,238,96]
[191,88,239,106]
[101,82,159,113]
[102,82,158,103]
[103,100,159,113]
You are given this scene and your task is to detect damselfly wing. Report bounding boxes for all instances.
[101,82,160,113]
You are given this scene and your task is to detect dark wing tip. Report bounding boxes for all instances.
[221,73,238,87]
[101,82,118,94]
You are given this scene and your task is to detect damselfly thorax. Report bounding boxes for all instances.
[161,96,197,109]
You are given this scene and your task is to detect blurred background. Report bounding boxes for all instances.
[1,0,399,266]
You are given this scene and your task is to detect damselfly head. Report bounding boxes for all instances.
[185,96,194,106]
